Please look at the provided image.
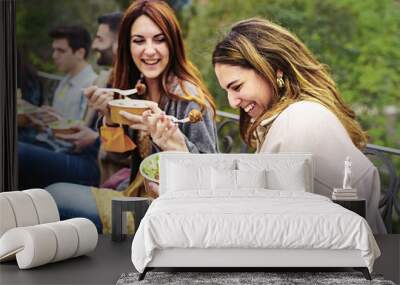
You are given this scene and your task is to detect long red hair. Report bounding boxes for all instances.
[112,0,215,113]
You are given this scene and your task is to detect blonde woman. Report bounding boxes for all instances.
[212,18,385,233]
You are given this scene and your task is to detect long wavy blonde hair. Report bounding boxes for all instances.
[212,18,367,149]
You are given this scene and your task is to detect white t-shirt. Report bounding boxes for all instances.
[52,64,97,120]
[257,101,386,234]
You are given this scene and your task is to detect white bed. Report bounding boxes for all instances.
[131,153,380,280]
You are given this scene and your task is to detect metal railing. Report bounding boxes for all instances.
[37,71,63,81]
[364,145,400,233]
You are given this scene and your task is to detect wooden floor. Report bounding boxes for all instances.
[0,235,398,285]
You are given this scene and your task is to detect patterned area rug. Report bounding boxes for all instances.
[116,271,395,285]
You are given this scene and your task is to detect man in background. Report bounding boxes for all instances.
[85,12,126,184]
[93,12,122,69]
[43,13,124,233]
[35,25,97,124]
[84,12,123,125]
[18,24,100,189]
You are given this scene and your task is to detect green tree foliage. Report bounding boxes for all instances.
[115,0,190,10]
[114,0,191,35]
[16,0,191,72]
[17,0,120,72]
[184,0,400,148]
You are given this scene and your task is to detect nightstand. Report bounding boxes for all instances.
[332,199,366,218]
[111,197,151,242]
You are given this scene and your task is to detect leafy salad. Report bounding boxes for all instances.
[49,119,83,129]
[140,153,160,183]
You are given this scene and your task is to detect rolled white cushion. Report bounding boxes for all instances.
[42,221,79,262]
[0,196,17,237]
[64,218,98,257]
[0,218,98,269]
[0,189,59,239]
[0,226,57,269]
[24,189,59,223]
[0,192,39,227]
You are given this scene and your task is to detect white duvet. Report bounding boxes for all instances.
[131,190,380,273]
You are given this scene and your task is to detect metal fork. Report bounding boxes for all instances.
[146,114,189,124]
[97,87,138,97]
[167,115,190,124]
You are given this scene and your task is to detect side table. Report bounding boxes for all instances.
[332,199,366,218]
[112,197,151,242]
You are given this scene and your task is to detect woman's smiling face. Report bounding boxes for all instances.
[130,15,170,79]
[214,64,273,118]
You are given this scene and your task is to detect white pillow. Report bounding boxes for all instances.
[236,169,267,189]
[211,169,268,190]
[212,168,236,190]
[266,162,306,191]
[166,162,211,191]
[238,159,308,191]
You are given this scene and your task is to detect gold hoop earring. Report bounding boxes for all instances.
[135,73,146,95]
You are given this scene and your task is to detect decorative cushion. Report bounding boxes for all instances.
[0,189,98,269]
[0,190,59,237]
[0,225,57,268]
[211,169,268,191]
[24,189,60,224]
[42,221,78,262]
[1,191,39,227]
[166,163,211,191]
[238,159,309,191]
[267,163,306,191]
[65,218,98,257]
[236,169,268,189]
[159,153,313,193]
[0,196,16,237]
[212,168,237,190]
[0,218,97,269]
[161,154,236,194]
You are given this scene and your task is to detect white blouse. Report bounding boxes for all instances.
[257,101,386,234]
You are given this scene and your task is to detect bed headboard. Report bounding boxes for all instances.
[159,153,314,195]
